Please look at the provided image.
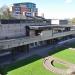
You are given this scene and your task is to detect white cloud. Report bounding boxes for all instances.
[38,9,75,19]
[65,0,73,3]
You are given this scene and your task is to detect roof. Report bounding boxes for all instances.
[14,2,36,6]
[29,25,74,30]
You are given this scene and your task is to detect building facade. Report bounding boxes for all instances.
[12,2,38,17]
[0,19,70,49]
[0,18,74,70]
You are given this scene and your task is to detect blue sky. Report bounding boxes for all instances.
[0,0,75,19]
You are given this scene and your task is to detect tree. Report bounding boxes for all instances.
[71,18,75,24]
[0,6,13,19]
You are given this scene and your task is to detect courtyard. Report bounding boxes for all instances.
[0,38,75,75]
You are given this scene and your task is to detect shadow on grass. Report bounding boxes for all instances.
[1,38,75,75]
[48,39,75,55]
[2,55,41,75]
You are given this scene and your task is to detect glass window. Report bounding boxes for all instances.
[30,43,34,46]
[15,12,20,14]
[35,42,37,46]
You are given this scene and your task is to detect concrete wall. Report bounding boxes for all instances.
[0,24,26,39]
[30,30,35,37]
[40,30,52,37]
[0,30,75,50]
[0,21,51,39]
[59,20,68,25]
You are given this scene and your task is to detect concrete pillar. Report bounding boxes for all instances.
[46,40,51,45]
[47,39,57,45]
[49,40,51,45]
[69,35,73,38]
[25,26,30,36]
[51,39,56,44]
[11,48,16,61]
[25,44,29,53]
[53,38,58,44]
[18,45,26,52]
[11,44,29,61]
[18,45,29,54]
[65,27,70,31]
[51,39,54,44]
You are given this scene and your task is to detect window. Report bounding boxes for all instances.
[35,42,37,46]
[15,7,20,11]
[15,12,20,14]
[30,43,34,47]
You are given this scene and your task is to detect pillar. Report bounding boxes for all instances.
[46,40,51,45]
[26,44,29,53]
[52,39,54,44]
[65,27,70,31]
[11,48,16,61]
[25,26,30,36]
[53,38,58,44]
[17,45,29,54]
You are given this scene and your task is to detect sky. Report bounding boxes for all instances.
[0,0,75,19]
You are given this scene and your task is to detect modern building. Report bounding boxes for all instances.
[12,2,38,17]
[59,19,69,25]
[0,18,75,74]
[51,19,69,25]
[0,18,72,50]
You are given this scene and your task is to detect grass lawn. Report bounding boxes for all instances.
[4,55,56,75]
[53,49,75,64]
[1,40,75,75]
[6,48,75,75]
[53,61,67,69]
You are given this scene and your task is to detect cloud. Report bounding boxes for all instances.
[65,0,73,3]
[38,8,75,19]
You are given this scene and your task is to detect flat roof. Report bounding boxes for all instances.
[14,2,36,6]
[29,25,75,30]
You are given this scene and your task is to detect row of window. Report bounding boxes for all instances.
[0,19,49,24]
[30,41,47,48]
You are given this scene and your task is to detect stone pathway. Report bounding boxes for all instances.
[69,48,75,51]
[43,56,75,75]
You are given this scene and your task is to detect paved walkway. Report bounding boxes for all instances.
[43,56,75,75]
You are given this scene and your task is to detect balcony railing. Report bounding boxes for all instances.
[0,30,75,50]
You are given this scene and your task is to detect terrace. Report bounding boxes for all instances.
[0,25,75,50]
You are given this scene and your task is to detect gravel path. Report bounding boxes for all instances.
[43,56,75,75]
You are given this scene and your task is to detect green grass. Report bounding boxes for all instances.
[53,61,67,69]
[2,40,75,75]
[53,49,75,64]
[4,55,56,75]
[5,49,75,75]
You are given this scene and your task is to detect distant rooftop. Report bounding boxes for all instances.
[14,2,36,6]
